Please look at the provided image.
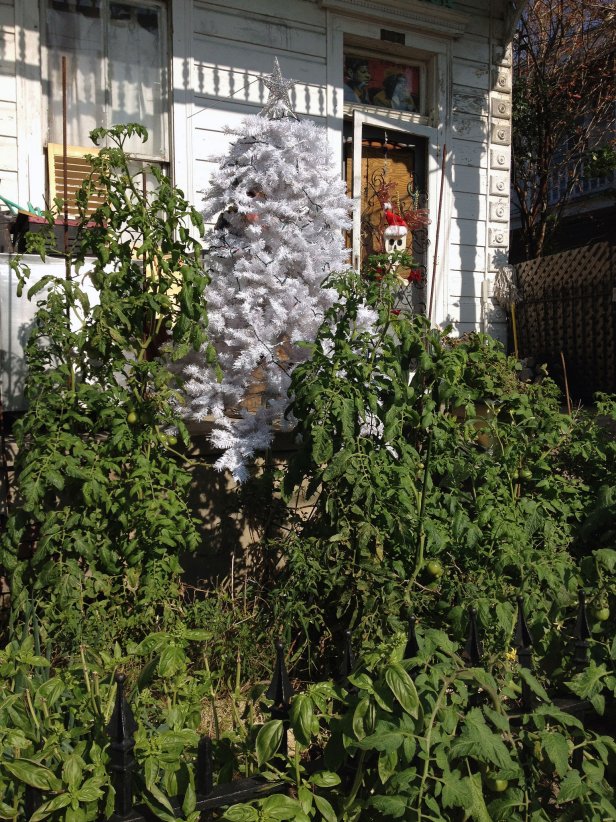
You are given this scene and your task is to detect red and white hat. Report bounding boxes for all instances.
[383,202,408,238]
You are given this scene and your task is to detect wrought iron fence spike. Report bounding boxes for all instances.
[265,640,293,708]
[106,673,138,742]
[196,735,214,797]
[464,607,483,667]
[404,615,420,660]
[106,672,138,820]
[514,596,533,651]
[514,598,535,711]
[573,589,591,667]
[339,629,356,681]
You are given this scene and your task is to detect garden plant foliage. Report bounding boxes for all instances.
[1,124,210,626]
[275,262,616,659]
[0,136,614,819]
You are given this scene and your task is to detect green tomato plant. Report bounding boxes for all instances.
[1,124,211,629]
[224,628,616,821]
[273,263,616,687]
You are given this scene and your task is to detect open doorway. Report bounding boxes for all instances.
[343,119,429,314]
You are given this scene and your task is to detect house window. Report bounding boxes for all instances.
[45,0,169,162]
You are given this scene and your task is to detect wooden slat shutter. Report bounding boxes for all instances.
[47,144,105,218]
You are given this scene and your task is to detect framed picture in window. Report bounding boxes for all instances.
[344,54,421,113]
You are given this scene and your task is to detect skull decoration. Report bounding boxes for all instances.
[383,202,408,254]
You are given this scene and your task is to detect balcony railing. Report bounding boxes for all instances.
[548,165,615,206]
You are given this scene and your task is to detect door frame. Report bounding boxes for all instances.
[350,109,445,322]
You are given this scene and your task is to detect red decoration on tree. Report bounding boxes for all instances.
[406,268,423,284]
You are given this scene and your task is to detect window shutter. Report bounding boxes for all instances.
[47,144,105,218]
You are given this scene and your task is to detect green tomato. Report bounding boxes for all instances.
[594,606,610,622]
[166,435,178,446]
[426,560,443,579]
[486,777,509,793]
[517,468,532,480]
[126,410,138,425]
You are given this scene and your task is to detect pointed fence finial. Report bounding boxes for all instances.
[196,736,214,797]
[265,640,293,709]
[106,673,138,820]
[338,629,357,684]
[514,596,533,656]
[265,640,293,760]
[404,615,420,661]
[464,608,483,667]
[260,58,298,120]
[514,596,534,712]
[573,590,591,667]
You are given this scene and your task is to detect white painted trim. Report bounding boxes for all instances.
[342,106,445,323]
[351,109,363,271]
[171,0,195,199]
[15,0,45,210]
[324,8,343,166]
[318,0,468,39]
[345,108,435,141]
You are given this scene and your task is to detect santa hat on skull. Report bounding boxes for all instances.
[383,202,408,238]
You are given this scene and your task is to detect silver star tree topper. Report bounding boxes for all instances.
[260,58,298,120]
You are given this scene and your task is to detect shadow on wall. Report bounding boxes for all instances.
[1,321,34,414]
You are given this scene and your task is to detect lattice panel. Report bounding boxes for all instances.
[516,242,612,296]
[515,243,615,400]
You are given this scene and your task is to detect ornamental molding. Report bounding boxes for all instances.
[318,0,468,38]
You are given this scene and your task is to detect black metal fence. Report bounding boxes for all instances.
[19,590,611,821]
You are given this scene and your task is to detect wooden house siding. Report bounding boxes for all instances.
[1,0,514,342]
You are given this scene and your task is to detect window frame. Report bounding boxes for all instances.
[343,46,429,122]
[41,0,171,165]
[334,30,446,314]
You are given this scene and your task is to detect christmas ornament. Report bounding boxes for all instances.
[383,201,408,253]
[260,57,298,121]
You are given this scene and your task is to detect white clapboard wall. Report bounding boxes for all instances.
[1,0,513,340]
[186,0,509,340]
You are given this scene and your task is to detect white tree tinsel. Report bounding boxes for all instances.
[182,113,352,481]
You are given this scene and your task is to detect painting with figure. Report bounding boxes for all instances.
[344,55,420,112]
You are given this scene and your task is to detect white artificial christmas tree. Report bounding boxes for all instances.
[183,59,351,481]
